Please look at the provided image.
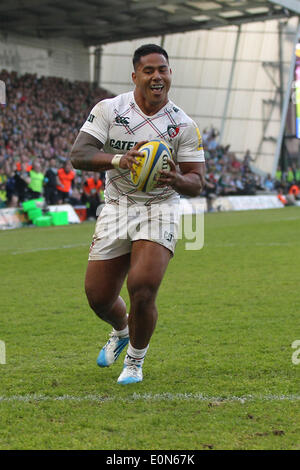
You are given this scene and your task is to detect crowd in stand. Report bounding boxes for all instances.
[201,126,300,210]
[0,70,300,217]
[0,70,112,217]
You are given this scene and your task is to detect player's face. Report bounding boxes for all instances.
[132,53,172,113]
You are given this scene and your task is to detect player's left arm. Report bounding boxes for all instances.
[158,160,205,197]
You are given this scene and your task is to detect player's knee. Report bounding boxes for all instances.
[127,281,157,309]
[85,285,113,317]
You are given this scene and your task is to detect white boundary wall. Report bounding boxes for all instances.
[100,18,298,176]
[178,195,284,214]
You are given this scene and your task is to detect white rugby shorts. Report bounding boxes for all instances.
[88,202,179,260]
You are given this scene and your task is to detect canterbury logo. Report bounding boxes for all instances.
[115,115,130,125]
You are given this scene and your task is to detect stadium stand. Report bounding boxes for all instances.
[0,69,299,214]
[201,126,300,210]
[0,69,111,211]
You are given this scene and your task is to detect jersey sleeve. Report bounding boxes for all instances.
[176,121,205,163]
[80,100,110,144]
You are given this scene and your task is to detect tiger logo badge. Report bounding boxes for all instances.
[167,125,180,139]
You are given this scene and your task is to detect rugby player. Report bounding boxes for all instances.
[70,44,205,384]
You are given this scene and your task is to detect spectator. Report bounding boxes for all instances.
[68,186,83,206]
[82,172,103,219]
[44,158,59,205]
[16,155,32,172]
[0,164,7,208]
[56,160,75,204]
[13,162,30,205]
[288,182,300,200]
[264,173,275,192]
[218,172,235,195]
[232,174,244,194]
[242,169,256,195]
[27,160,44,199]
[286,166,295,184]
[5,167,17,207]
[202,174,217,212]
[277,187,295,206]
[230,154,242,173]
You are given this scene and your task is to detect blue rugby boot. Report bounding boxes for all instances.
[117,363,143,385]
[117,355,144,385]
[97,331,129,368]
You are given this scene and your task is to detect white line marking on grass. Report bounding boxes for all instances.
[0,393,299,404]
[8,241,300,254]
[11,243,88,255]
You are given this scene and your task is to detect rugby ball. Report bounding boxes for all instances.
[131,140,172,192]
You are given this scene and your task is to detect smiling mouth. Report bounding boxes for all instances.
[150,84,164,92]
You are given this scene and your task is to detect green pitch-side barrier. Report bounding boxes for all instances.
[50,211,68,226]
[33,215,53,227]
[27,207,43,221]
[22,198,44,212]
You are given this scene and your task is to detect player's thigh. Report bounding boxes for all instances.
[127,240,171,299]
[85,254,130,307]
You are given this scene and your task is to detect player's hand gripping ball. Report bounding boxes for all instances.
[130,140,172,192]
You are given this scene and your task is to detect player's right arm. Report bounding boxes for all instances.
[70,131,145,172]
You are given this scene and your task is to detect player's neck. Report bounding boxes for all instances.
[133,91,168,116]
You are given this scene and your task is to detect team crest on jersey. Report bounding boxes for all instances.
[167,125,180,139]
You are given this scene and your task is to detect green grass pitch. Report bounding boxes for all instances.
[0,207,300,450]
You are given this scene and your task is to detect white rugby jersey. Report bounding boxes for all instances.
[80,91,204,206]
